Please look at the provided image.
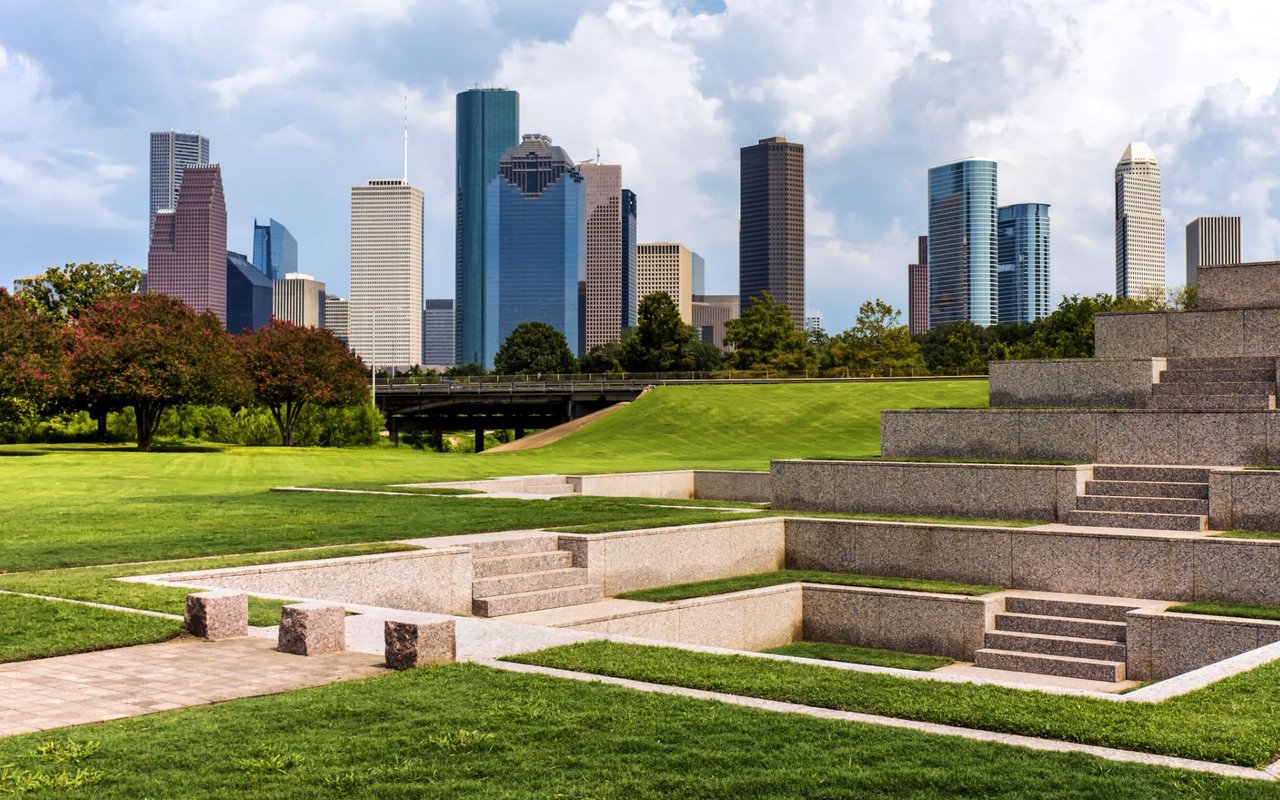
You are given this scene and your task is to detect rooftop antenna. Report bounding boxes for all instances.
[402,94,409,183]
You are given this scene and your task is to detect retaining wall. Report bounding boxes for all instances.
[1126,609,1280,681]
[160,549,473,615]
[558,518,786,596]
[771,459,1085,522]
[1095,308,1280,358]
[988,358,1162,409]
[1208,469,1280,531]
[880,408,1280,465]
[802,585,995,659]
[693,470,772,503]
[570,470,771,503]
[1197,262,1280,311]
[784,517,1280,605]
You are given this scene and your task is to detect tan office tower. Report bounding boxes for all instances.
[1185,216,1242,286]
[324,295,350,344]
[273,273,326,327]
[579,163,624,348]
[349,179,424,370]
[692,294,740,348]
[637,243,694,323]
[1115,142,1165,299]
[740,136,805,327]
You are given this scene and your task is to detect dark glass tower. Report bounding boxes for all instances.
[927,159,997,328]
[997,203,1051,324]
[739,136,805,328]
[621,189,638,329]
[455,88,519,366]
[483,135,585,368]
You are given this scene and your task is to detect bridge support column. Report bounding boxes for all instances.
[515,427,526,440]
[387,417,399,446]
[432,425,443,452]
[474,427,485,453]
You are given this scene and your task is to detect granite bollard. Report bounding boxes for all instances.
[184,590,248,641]
[384,619,456,669]
[278,602,345,655]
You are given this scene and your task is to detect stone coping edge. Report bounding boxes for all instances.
[119,546,464,584]
[772,459,1085,472]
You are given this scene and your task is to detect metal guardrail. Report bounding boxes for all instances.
[373,374,989,395]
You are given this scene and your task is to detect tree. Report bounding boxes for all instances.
[493,322,576,375]
[15,262,143,324]
[0,289,67,426]
[621,292,694,372]
[445,362,487,378]
[580,339,625,374]
[723,291,813,369]
[238,319,371,446]
[67,294,240,451]
[830,300,926,376]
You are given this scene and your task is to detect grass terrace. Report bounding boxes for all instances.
[615,570,1001,603]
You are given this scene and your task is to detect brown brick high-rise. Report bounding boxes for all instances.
[147,163,227,323]
[739,136,804,328]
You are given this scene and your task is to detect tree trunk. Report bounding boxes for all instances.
[136,405,152,451]
[94,408,108,442]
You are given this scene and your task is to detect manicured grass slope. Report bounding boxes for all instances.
[510,641,1280,767]
[762,641,953,671]
[0,594,182,662]
[616,570,1000,602]
[0,664,1271,799]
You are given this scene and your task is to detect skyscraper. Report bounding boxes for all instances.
[252,218,298,281]
[997,203,1051,324]
[908,235,929,336]
[1185,216,1242,286]
[273,273,326,328]
[423,298,455,367]
[637,242,694,323]
[147,163,227,323]
[225,251,272,334]
[692,294,739,348]
[149,131,209,228]
[324,295,349,345]
[740,136,805,327]
[580,162,624,348]
[927,158,997,328]
[621,189,638,330]
[350,179,424,369]
[483,134,585,368]
[456,88,520,366]
[1115,142,1165,299]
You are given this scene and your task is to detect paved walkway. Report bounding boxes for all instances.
[0,637,384,737]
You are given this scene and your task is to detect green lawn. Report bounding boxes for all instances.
[615,570,1001,602]
[0,663,1273,799]
[0,594,183,662]
[508,641,1280,767]
[762,641,954,671]
[1169,601,1280,623]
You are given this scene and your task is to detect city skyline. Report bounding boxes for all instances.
[2,2,1278,333]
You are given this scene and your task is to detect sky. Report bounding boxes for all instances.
[2,0,1279,334]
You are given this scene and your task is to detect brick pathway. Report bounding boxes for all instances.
[0,636,385,737]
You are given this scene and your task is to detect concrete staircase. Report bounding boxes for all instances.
[1148,356,1277,411]
[470,535,602,617]
[1066,465,1210,531]
[974,597,1136,682]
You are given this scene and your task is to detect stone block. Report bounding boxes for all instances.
[1193,540,1280,605]
[676,598,747,650]
[1148,616,1261,680]
[928,526,1012,586]
[1096,412,1180,464]
[1124,612,1154,681]
[856,523,934,578]
[1016,411,1101,462]
[802,587,879,646]
[1010,533,1099,593]
[988,361,1062,407]
[1243,309,1280,357]
[1096,537,1195,600]
[184,591,248,641]
[1197,262,1280,311]
[278,602,345,656]
[604,608,681,642]
[1223,471,1280,531]
[384,619,455,670]
[1168,310,1245,357]
[1208,471,1233,530]
[785,518,860,572]
[1095,313,1167,358]
[693,470,771,503]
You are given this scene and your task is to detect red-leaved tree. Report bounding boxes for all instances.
[238,318,370,446]
[68,294,241,451]
[0,288,67,425]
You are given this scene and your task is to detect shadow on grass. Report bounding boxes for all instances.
[0,450,47,457]
[42,443,226,454]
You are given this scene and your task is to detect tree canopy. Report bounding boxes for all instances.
[0,289,67,426]
[238,319,370,446]
[830,300,926,375]
[15,262,143,324]
[67,294,241,451]
[723,292,813,370]
[493,322,577,375]
[621,292,696,372]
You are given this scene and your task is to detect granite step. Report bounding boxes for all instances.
[1075,494,1209,515]
[1091,465,1212,483]
[994,612,1127,641]
[472,583,604,617]
[468,535,564,559]
[1151,381,1277,396]
[1147,394,1275,411]
[1084,479,1208,499]
[1165,356,1278,372]
[974,648,1125,682]
[1160,368,1277,384]
[472,567,592,598]
[473,550,574,579]
[982,630,1127,662]
[1065,509,1207,532]
[1003,596,1140,623]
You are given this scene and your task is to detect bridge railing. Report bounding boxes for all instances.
[375,366,986,387]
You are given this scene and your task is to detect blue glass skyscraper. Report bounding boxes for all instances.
[483,134,585,369]
[927,159,997,328]
[997,203,1051,324]
[621,189,638,329]
[456,88,520,366]
[252,218,298,281]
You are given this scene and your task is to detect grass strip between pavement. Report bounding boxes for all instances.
[615,570,1001,602]
[761,641,954,671]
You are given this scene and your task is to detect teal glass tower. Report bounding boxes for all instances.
[455,88,519,366]
[997,203,1051,324]
[927,159,997,328]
